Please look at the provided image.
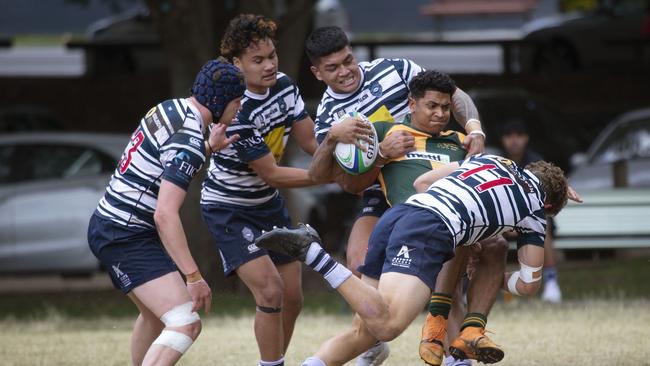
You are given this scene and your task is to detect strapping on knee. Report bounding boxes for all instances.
[160,301,200,327]
[153,302,201,354]
[152,330,193,354]
[256,305,282,313]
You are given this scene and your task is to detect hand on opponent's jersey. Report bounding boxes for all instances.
[328,117,374,150]
[208,122,240,152]
[378,130,415,159]
[463,133,485,157]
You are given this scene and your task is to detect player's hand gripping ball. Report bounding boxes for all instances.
[333,112,378,175]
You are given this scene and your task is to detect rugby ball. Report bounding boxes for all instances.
[333,112,378,175]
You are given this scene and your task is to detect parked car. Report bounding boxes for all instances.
[0,132,127,273]
[520,0,648,73]
[569,107,650,190]
[0,105,65,133]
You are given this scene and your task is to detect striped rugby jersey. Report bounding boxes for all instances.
[201,73,309,206]
[95,98,206,229]
[314,58,423,144]
[406,154,547,248]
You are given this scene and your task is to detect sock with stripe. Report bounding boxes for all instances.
[259,357,284,366]
[305,242,352,289]
[428,292,452,318]
[460,312,487,331]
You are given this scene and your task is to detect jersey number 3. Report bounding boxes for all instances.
[458,164,514,193]
[119,130,145,174]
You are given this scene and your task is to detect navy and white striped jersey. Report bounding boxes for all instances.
[406,154,547,248]
[314,58,423,144]
[95,98,206,229]
[201,73,309,206]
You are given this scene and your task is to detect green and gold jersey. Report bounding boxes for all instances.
[374,115,466,206]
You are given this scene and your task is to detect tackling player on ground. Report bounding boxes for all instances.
[257,153,577,366]
[87,58,245,366]
[200,14,317,366]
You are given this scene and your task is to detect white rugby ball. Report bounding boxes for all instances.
[333,112,378,175]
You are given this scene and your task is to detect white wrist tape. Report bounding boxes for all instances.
[465,118,481,127]
[469,130,486,139]
[153,330,194,354]
[519,262,543,283]
[160,301,200,327]
[507,271,521,296]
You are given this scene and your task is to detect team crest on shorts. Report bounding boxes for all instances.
[391,245,414,268]
[112,263,132,288]
[242,227,255,242]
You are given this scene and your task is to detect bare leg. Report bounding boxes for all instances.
[466,236,508,316]
[335,272,431,342]
[346,216,379,277]
[314,277,381,366]
[129,296,165,365]
[277,261,304,353]
[237,256,285,361]
[129,272,201,366]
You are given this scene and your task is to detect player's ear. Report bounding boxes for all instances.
[232,56,242,70]
[408,95,416,112]
[310,65,323,81]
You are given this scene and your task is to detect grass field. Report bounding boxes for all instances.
[1,255,649,365]
[1,299,649,365]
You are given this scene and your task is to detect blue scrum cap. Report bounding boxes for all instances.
[191,58,245,120]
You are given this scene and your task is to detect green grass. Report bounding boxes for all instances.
[1,300,649,365]
[0,255,648,320]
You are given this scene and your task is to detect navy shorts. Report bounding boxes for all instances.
[356,188,390,219]
[358,204,455,290]
[87,214,177,294]
[201,194,297,276]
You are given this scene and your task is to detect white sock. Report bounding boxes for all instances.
[259,357,284,366]
[304,242,352,289]
[302,356,326,366]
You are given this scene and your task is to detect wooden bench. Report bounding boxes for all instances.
[420,0,538,18]
[553,189,650,249]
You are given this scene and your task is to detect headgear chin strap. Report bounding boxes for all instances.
[191,58,245,121]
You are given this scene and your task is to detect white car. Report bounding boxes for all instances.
[0,132,127,273]
[569,108,650,190]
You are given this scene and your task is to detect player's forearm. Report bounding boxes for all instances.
[308,134,338,184]
[154,210,199,276]
[265,166,315,188]
[451,87,480,127]
[337,166,380,194]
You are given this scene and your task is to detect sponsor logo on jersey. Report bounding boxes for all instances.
[370,81,383,97]
[112,263,132,288]
[189,137,202,148]
[391,245,414,268]
[404,151,451,164]
[173,151,200,178]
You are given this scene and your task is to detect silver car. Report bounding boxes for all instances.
[0,133,127,273]
[569,108,650,190]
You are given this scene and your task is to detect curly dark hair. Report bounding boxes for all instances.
[526,160,569,217]
[305,26,350,65]
[408,70,456,99]
[220,14,277,60]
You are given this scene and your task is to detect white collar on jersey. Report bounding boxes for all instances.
[185,98,207,131]
[245,88,271,100]
[325,65,365,100]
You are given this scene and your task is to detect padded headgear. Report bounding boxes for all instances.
[191,58,245,120]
